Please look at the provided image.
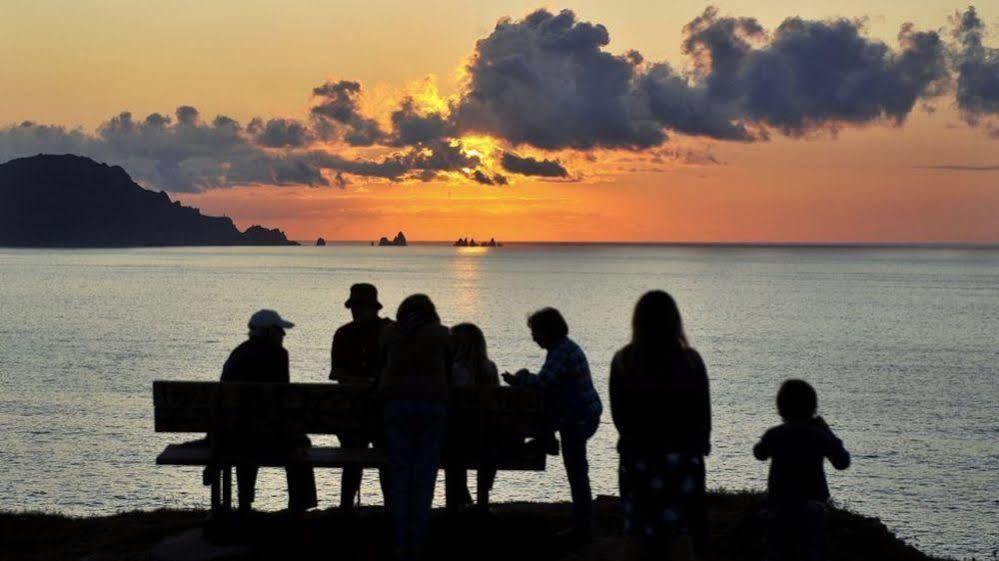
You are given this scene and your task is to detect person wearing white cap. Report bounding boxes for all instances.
[218,309,317,513]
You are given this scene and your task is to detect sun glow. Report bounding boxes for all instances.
[458,134,501,164]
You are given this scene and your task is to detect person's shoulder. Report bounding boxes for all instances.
[563,337,585,354]
[428,323,452,341]
[684,346,705,365]
[332,321,356,341]
[762,424,786,440]
[613,343,634,361]
[611,343,635,369]
[228,338,255,358]
[380,322,399,341]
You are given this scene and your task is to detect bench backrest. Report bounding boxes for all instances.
[153,381,547,440]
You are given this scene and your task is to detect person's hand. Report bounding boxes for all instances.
[502,372,517,386]
[515,368,531,377]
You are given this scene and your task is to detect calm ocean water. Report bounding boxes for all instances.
[0,244,996,557]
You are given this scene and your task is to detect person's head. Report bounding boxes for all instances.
[527,307,569,349]
[452,323,488,364]
[396,294,440,332]
[632,290,688,351]
[247,309,294,346]
[776,379,818,423]
[344,283,382,321]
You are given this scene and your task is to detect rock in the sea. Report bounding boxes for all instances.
[377,231,408,246]
[316,237,327,246]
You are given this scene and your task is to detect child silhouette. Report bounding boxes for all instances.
[754,379,850,561]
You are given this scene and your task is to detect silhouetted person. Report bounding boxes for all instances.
[504,307,602,544]
[219,309,317,514]
[446,323,500,510]
[330,283,392,511]
[377,294,452,560]
[610,290,711,560]
[754,379,851,561]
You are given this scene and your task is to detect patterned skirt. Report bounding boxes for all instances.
[618,448,706,538]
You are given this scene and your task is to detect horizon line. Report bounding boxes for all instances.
[303,240,999,249]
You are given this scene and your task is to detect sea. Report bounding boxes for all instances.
[0,244,996,558]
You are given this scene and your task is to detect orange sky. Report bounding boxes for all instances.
[2,1,998,242]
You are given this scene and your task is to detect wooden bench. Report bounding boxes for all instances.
[153,381,548,516]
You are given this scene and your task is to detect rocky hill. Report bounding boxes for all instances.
[0,154,297,247]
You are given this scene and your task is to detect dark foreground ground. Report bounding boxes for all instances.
[0,492,951,561]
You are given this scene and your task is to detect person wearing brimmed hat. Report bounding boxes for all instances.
[329,283,392,511]
[219,309,317,514]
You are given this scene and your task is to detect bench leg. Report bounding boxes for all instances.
[444,467,454,514]
[221,465,233,514]
[477,468,491,509]
[209,465,221,518]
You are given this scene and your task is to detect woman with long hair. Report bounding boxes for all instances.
[377,294,452,560]
[610,290,711,559]
[446,323,500,509]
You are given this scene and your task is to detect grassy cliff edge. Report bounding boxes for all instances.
[0,492,953,561]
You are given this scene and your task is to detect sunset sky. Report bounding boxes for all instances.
[2,0,997,242]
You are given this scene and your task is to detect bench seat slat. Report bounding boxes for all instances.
[156,444,545,470]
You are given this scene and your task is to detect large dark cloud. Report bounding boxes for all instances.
[952,7,999,137]
[500,152,569,177]
[455,7,951,148]
[455,9,665,150]
[680,9,949,136]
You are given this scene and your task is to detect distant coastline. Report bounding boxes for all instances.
[0,154,297,248]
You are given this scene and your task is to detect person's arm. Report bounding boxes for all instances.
[816,417,851,470]
[694,350,712,456]
[279,348,290,383]
[753,430,772,461]
[443,328,455,388]
[608,352,626,433]
[220,353,234,382]
[482,360,500,386]
[532,345,571,388]
[373,328,391,389]
[329,328,352,380]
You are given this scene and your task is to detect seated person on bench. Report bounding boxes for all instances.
[446,322,501,510]
[329,283,392,511]
[218,309,318,514]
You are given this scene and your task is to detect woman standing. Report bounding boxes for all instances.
[610,291,711,559]
[378,294,452,561]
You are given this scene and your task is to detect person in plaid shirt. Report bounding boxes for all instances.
[504,307,602,544]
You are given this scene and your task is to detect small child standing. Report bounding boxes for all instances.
[754,379,850,561]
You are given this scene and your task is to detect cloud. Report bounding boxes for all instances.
[389,98,455,145]
[455,9,665,150]
[952,7,999,138]
[500,152,570,177]
[920,164,999,171]
[310,80,387,146]
[248,118,313,147]
[469,169,508,185]
[0,106,481,192]
[455,7,951,149]
[649,8,950,138]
